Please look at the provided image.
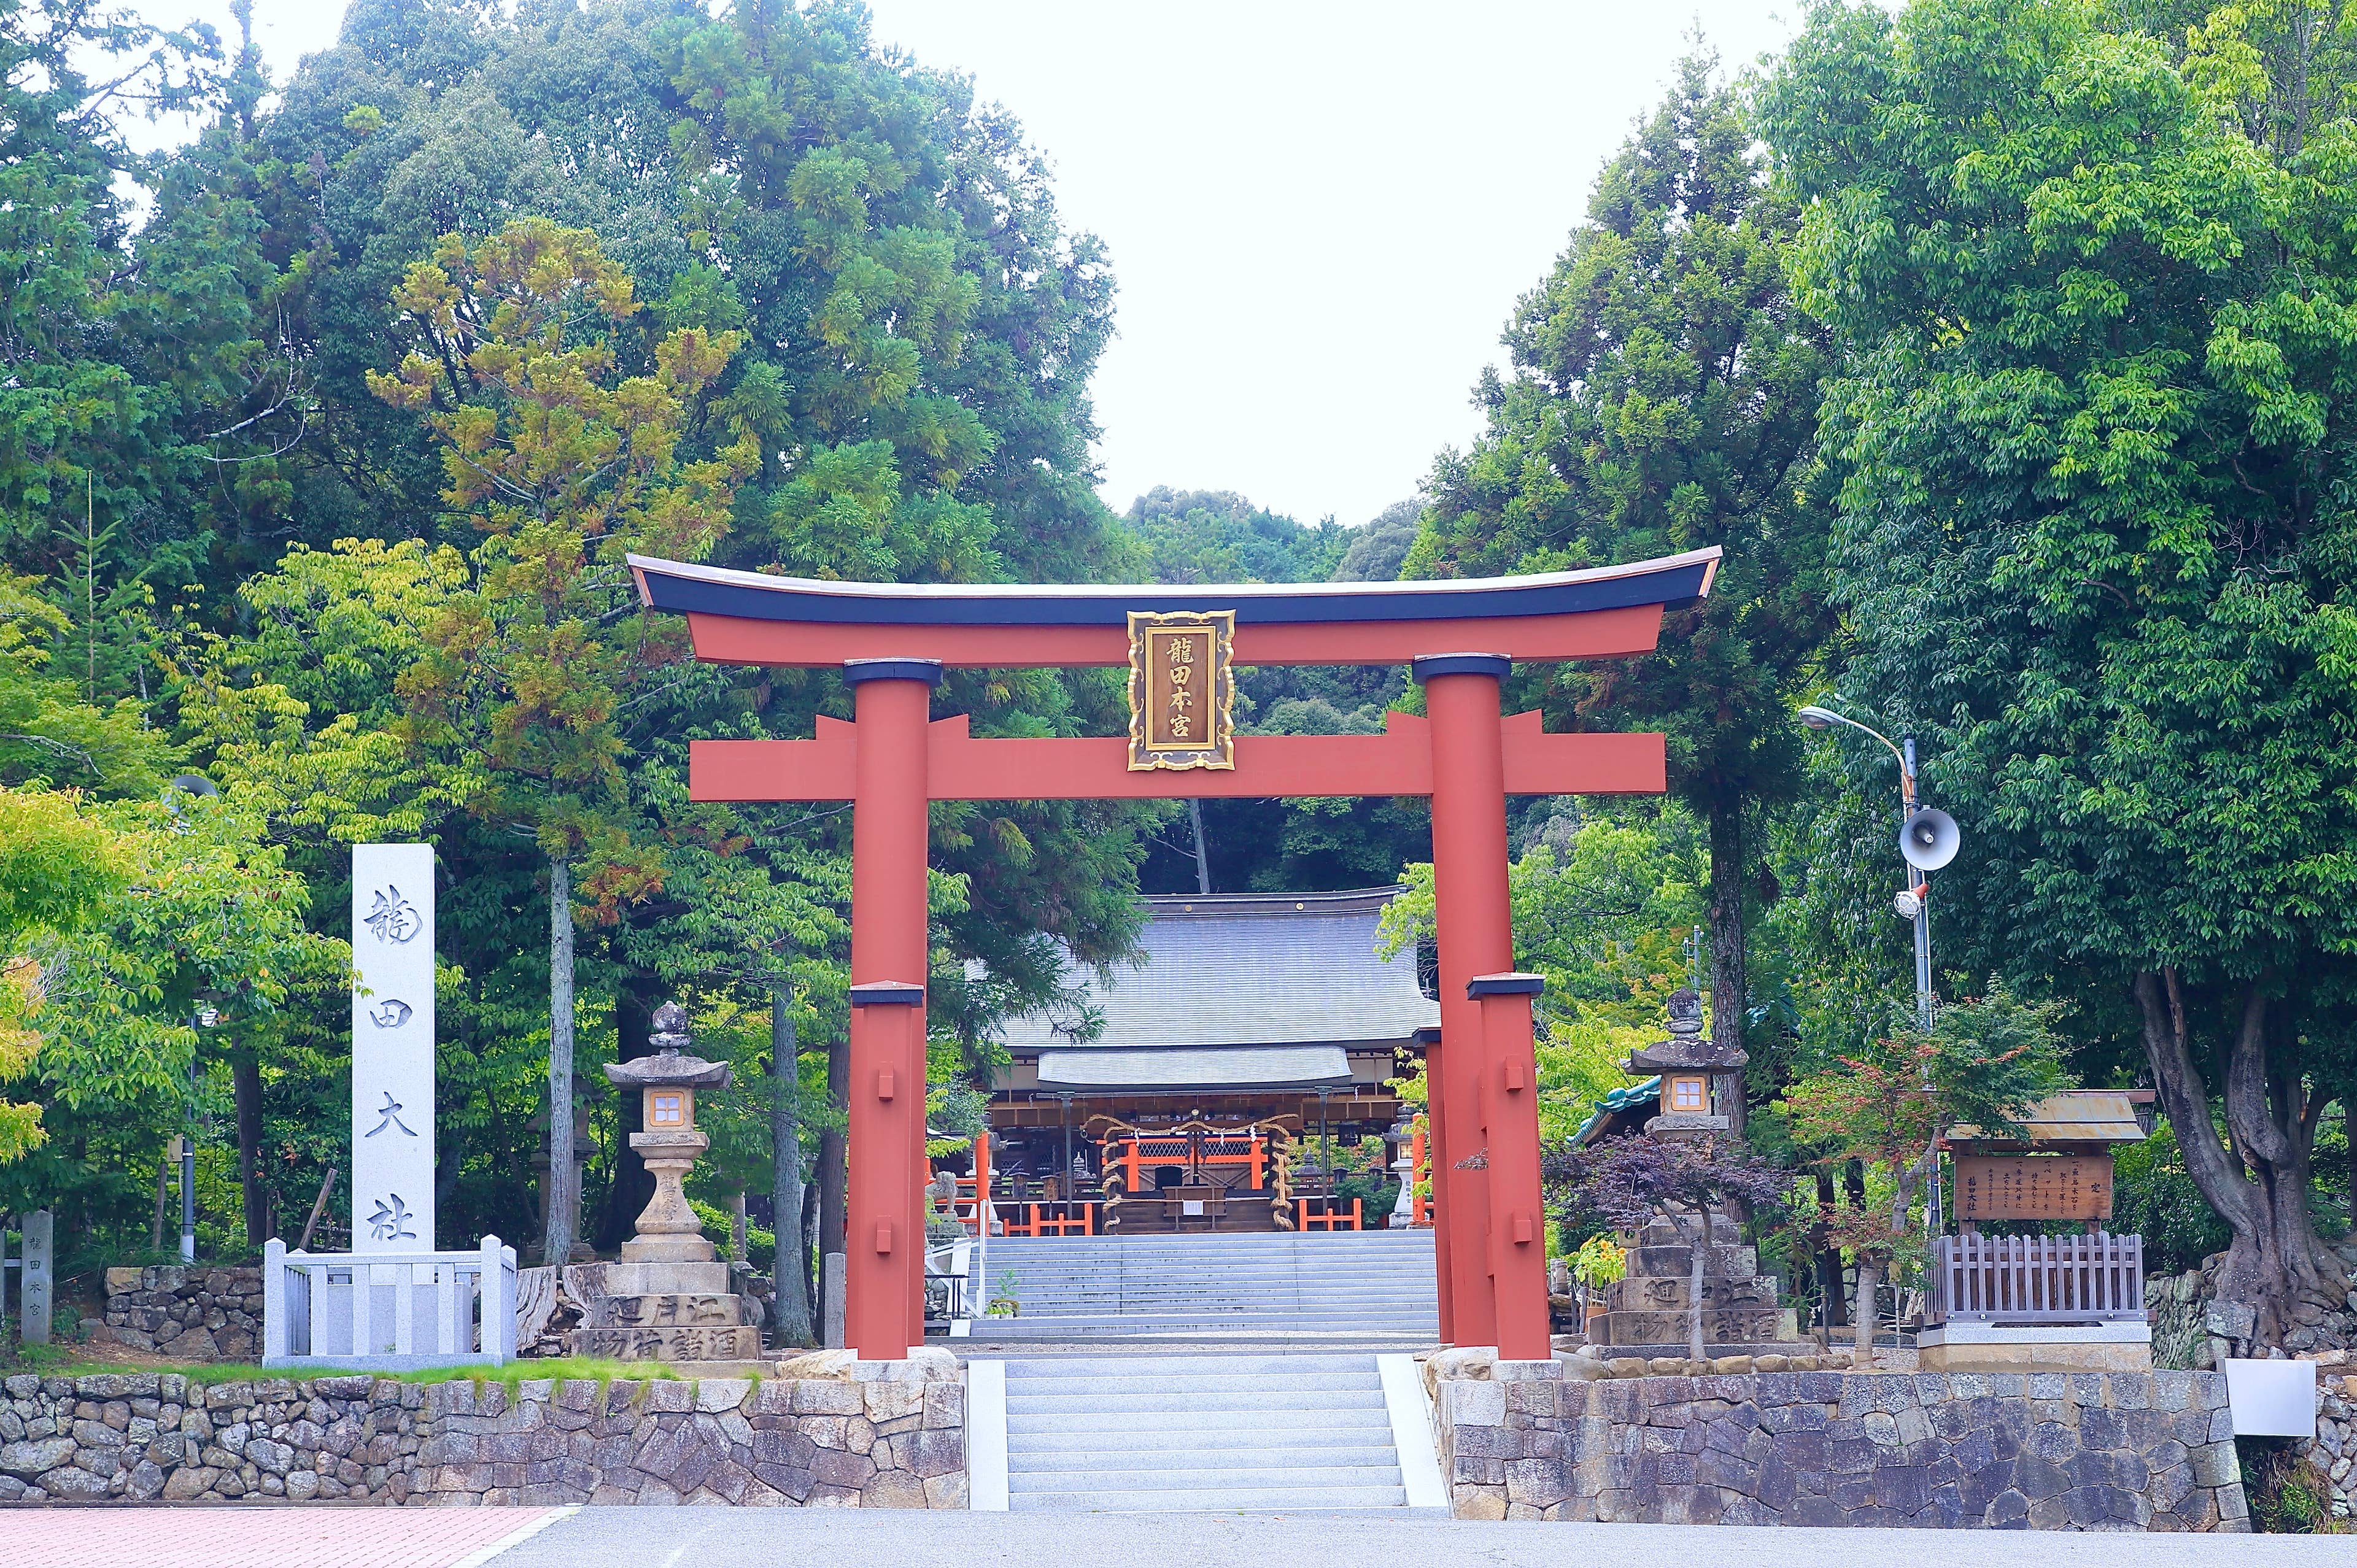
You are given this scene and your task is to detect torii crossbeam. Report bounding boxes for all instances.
[630,547,1720,1362]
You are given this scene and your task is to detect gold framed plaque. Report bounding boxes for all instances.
[1127,610,1236,770]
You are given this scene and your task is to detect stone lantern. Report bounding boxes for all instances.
[569,1001,763,1361]
[1624,987,1743,1138]
[604,1002,732,1264]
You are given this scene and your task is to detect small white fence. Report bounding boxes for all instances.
[261,1235,516,1370]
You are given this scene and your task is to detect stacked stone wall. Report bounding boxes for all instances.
[92,1267,262,1362]
[1434,1367,2247,1530]
[0,1371,964,1508]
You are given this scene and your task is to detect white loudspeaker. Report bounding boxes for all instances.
[1899,808,1960,871]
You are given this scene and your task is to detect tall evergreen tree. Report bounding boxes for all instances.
[1407,48,1833,1097]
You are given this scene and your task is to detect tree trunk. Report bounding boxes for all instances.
[1705,792,1747,1137]
[1814,1168,1847,1328]
[1687,1209,1708,1362]
[595,981,660,1249]
[769,991,815,1347]
[819,1028,848,1261]
[1852,1258,1879,1366]
[234,1048,265,1249]
[2132,971,2338,1348]
[1188,800,1212,895]
[544,855,576,1266]
[800,1180,821,1325]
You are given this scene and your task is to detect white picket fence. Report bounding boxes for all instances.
[261,1235,516,1370]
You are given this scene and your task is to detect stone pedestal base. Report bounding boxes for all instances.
[619,1233,717,1263]
[570,1323,763,1360]
[564,1259,763,1362]
[1594,1340,1817,1362]
[1918,1321,2153,1373]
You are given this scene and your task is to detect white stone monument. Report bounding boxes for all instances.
[352,844,435,1252]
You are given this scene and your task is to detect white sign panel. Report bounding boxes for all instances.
[352,844,435,1252]
[2224,1358,2318,1438]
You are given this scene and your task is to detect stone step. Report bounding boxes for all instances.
[1004,1405,1395,1436]
[1008,1481,1409,1512]
[994,1348,1376,1367]
[1007,1424,1387,1452]
[972,1321,1434,1337]
[1003,1370,1382,1395]
[983,1311,1435,1327]
[1009,1462,1403,1493]
[1007,1389,1390,1415]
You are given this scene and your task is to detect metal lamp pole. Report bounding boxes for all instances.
[1797,704,1951,1240]
[1797,706,1933,1031]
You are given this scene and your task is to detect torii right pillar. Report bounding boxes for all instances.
[1416,652,1551,1361]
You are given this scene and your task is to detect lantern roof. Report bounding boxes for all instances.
[603,1001,732,1091]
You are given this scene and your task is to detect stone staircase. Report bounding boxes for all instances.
[985,1351,1443,1512]
[969,1228,1438,1344]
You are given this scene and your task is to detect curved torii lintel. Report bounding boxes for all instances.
[627,546,1720,668]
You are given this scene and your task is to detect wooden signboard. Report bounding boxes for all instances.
[1954,1154,2113,1222]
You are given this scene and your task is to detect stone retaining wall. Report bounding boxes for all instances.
[0,1370,964,1508]
[2297,1366,2353,1523]
[93,1267,262,1362]
[1434,1367,2247,1530]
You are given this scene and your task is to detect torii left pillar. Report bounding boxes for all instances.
[844,657,940,1359]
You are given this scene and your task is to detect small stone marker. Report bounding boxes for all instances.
[21,1208,52,1345]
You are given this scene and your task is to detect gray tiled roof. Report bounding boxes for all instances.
[1037,1045,1353,1091]
[993,886,1439,1052]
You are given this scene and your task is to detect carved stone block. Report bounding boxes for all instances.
[565,1325,762,1361]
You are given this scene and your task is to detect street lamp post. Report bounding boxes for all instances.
[1798,703,1962,1240]
[1797,706,1944,1031]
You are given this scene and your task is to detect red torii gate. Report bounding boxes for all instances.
[629,547,1720,1362]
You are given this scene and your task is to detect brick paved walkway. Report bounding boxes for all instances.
[4,1506,565,1568]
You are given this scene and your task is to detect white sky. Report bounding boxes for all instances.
[136,1,1801,531]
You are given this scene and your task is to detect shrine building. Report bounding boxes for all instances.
[981,886,1438,1234]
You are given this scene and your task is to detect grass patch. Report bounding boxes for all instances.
[6,1354,692,1389]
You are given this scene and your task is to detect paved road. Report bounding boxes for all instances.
[7,1507,2350,1566]
[8,1506,563,1568]
[490,1509,2353,1568]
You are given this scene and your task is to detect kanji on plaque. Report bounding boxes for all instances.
[1126,609,1236,770]
[1954,1154,2113,1222]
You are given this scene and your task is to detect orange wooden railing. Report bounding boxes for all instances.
[1299,1197,1364,1232]
[994,1201,1097,1237]
[1104,1127,1269,1194]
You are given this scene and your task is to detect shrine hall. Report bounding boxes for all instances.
[979,885,1439,1235]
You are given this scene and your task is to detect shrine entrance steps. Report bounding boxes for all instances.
[966,1228,1437,1345]
[977,1351,1447,1512]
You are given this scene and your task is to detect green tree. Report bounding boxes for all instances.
[1384,802,1710,1140]
[368,217,756,1264]
[1406,48,1833,1108]
[1762,0,2357,1343]
[1783,987,2070,1362]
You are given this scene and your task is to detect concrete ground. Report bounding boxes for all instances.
[492,1510,2351,1566]
[7,1506,2351,1566]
